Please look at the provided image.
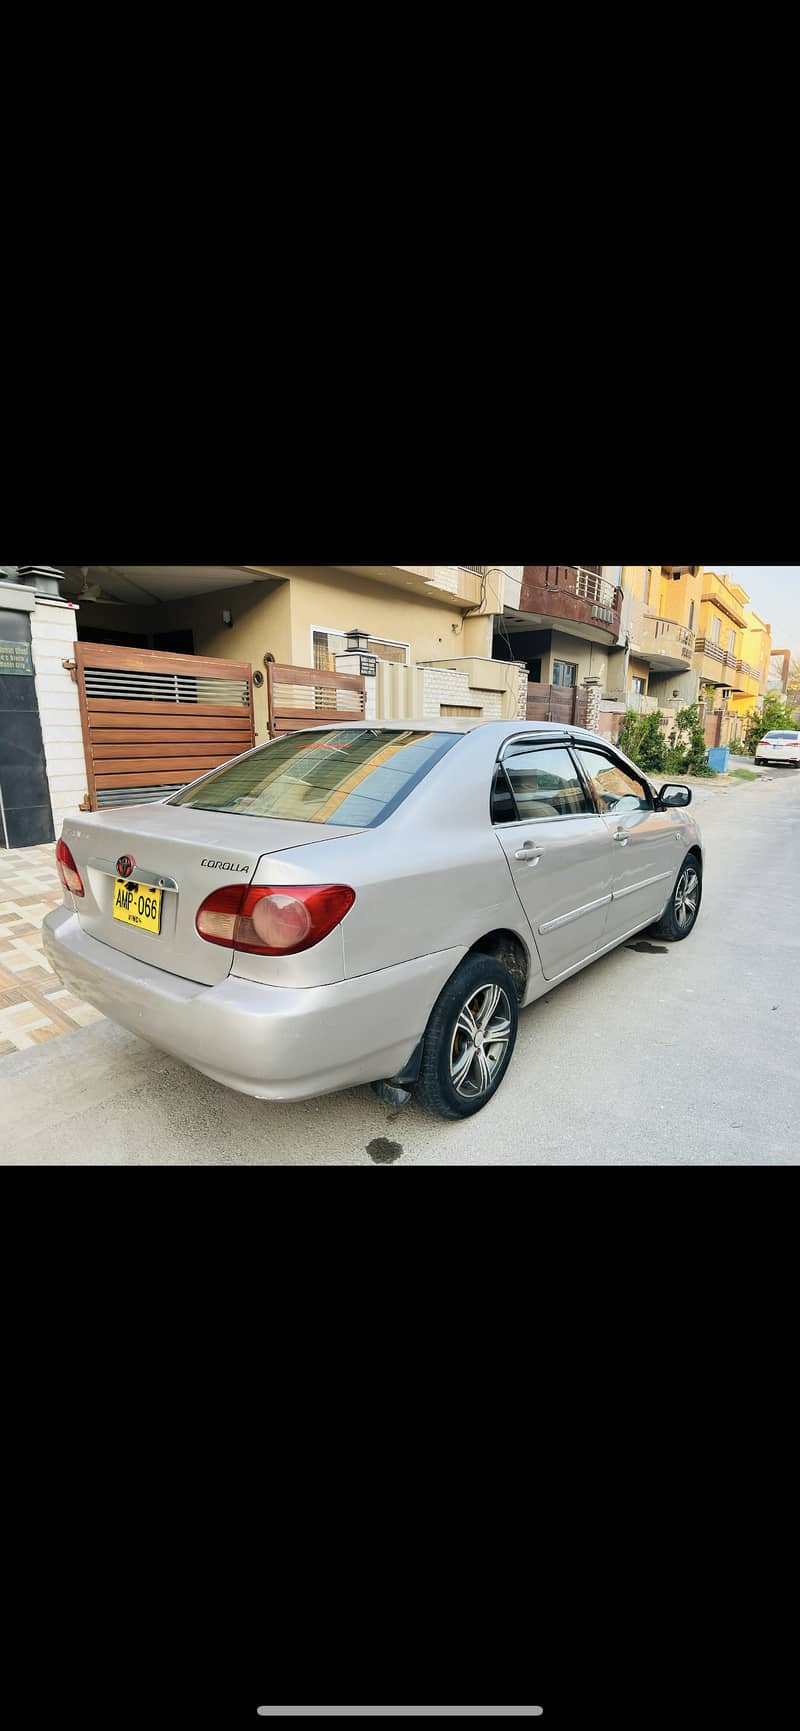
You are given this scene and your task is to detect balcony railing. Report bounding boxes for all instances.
[695,637,737,670]
[638,616,695,661]
[520,565,622,637]
[650,617,695,650]
[573,566,618,610]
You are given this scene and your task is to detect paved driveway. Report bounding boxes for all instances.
[3,768,799,1163]
[0,843,102,1053]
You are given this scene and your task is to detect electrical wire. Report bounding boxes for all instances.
[454,566,529,712]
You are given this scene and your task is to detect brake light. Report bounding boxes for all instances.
[56,837,84,897]
[196,884,356,955]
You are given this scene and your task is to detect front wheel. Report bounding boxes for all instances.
[414,954,518,1120]
[651,854,702,942]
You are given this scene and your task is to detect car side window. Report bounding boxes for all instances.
[490,765,517,824]
[575,747,652,813]
[501,746,593,822]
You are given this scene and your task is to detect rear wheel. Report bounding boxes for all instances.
[414,955,518,1120]
[651,854,702,942]
[754,757,763,766]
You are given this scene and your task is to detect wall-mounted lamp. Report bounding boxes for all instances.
[222,610,233,629]
[346,627,370,654]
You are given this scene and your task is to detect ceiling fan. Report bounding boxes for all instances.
[61,567,129,605]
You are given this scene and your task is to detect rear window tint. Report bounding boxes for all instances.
[171,728,458,826]
[764,731,799,740]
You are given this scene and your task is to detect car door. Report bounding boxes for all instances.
[492,741,616,980]
[572,744,679,944]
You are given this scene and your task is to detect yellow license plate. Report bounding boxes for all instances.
[113,879,163,934]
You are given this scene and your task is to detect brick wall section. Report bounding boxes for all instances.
[422,665,504,720]
[29,599,87,835]
[582,679,602,733]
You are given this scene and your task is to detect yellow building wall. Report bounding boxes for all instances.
[729,607,772,719]
[620,567,702,623]
[281,567,474,665]
[655,568,703,631]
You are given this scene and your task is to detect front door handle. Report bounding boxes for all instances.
[514,841,543,862]
[614,828,629,846]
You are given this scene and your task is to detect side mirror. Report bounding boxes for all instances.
[658,784,692,808]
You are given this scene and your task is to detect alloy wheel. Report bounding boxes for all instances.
[449,982,513,1099]
[674,865,699,931]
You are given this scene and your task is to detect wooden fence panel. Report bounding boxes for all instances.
[267,662,366,736]
[74,642,254,809]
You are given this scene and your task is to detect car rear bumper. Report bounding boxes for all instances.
[42,905,464,1101]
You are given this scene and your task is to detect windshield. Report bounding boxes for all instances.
[171,727,458,826]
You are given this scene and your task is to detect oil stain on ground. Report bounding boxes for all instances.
[367,1137,404,1164]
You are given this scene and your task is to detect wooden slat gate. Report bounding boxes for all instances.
[267,662,366,735]
[703,708,723,749]
[526,681,590,727]
[74,642,255,810]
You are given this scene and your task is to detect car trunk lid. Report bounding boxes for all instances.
[60,803,363,987]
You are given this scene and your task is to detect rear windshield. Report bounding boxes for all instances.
[764,731,799,740]
[171,727,458,826]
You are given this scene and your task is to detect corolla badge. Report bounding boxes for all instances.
[116,854,136,879]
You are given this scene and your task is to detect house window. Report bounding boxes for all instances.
[631,676,646,696]
[728,630,736,654]
[712,615,721,645]
[552,659,578,688]
[688,601,695,632]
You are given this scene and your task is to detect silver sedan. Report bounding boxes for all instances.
[42,720,703,1119]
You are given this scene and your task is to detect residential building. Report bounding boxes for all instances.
[693,571,767,744]
[592,567,773,748]
[2,565,531,824]
[493,565,623,733]
[728,605,773,734]
[60,564,529,739]
[595,566,701,741]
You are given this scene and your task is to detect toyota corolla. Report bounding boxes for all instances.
[42,721,703,1119]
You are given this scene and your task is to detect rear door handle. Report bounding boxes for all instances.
[614,828,629,845]
[514,841,543,862]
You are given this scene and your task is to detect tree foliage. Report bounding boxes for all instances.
[617,710,665,774]
[742,692,798,756]
[664,703,714,776]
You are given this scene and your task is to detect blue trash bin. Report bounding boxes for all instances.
[707,746,730,773]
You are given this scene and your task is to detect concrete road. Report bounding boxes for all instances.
[3,768,799,1164]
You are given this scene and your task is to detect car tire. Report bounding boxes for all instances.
[754,757,763,766]
[414,955,519,1120]
[651,852,702,942]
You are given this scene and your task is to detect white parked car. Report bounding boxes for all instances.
[754,730,800,767]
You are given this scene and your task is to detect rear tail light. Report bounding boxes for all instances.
[56,837,85,897]
[196,883,356,955]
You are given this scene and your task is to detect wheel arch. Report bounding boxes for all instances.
[465,927,531,1005]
